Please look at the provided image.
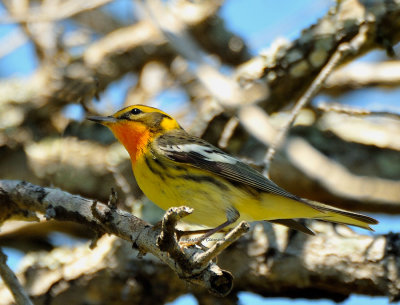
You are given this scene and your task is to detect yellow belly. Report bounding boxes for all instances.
[133,155,234,228]
[133,154,322,228]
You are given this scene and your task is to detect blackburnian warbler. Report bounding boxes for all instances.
[88,105,377,237]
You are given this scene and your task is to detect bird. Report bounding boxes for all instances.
[88,105,378,239]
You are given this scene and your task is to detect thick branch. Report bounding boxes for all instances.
[0,180,233,296]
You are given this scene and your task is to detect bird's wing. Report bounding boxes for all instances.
[154,131,302,202]
[154,131,378,230]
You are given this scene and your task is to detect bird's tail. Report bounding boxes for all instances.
[306,200,378,231]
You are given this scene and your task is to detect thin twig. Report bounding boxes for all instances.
[316,101,400,119]
[0,249,34,305]
[263,24,370,176]
[107,188,118,210]
[218,117,240,149]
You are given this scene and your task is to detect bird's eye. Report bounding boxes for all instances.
[130,108,142,115]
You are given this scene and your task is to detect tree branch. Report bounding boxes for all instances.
[0,180,235,296]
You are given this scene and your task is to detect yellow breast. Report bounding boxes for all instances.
[132,154,235,228]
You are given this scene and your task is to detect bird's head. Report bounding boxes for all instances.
[88,105,181,162]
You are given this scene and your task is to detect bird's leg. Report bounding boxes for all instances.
[176,228,221,240]
[180,208,240,246]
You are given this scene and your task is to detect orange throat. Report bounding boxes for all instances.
[110,122,151,165]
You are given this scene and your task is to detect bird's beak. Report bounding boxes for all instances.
[87,116,117,125]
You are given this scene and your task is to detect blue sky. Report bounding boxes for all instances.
[1,0,399,304]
